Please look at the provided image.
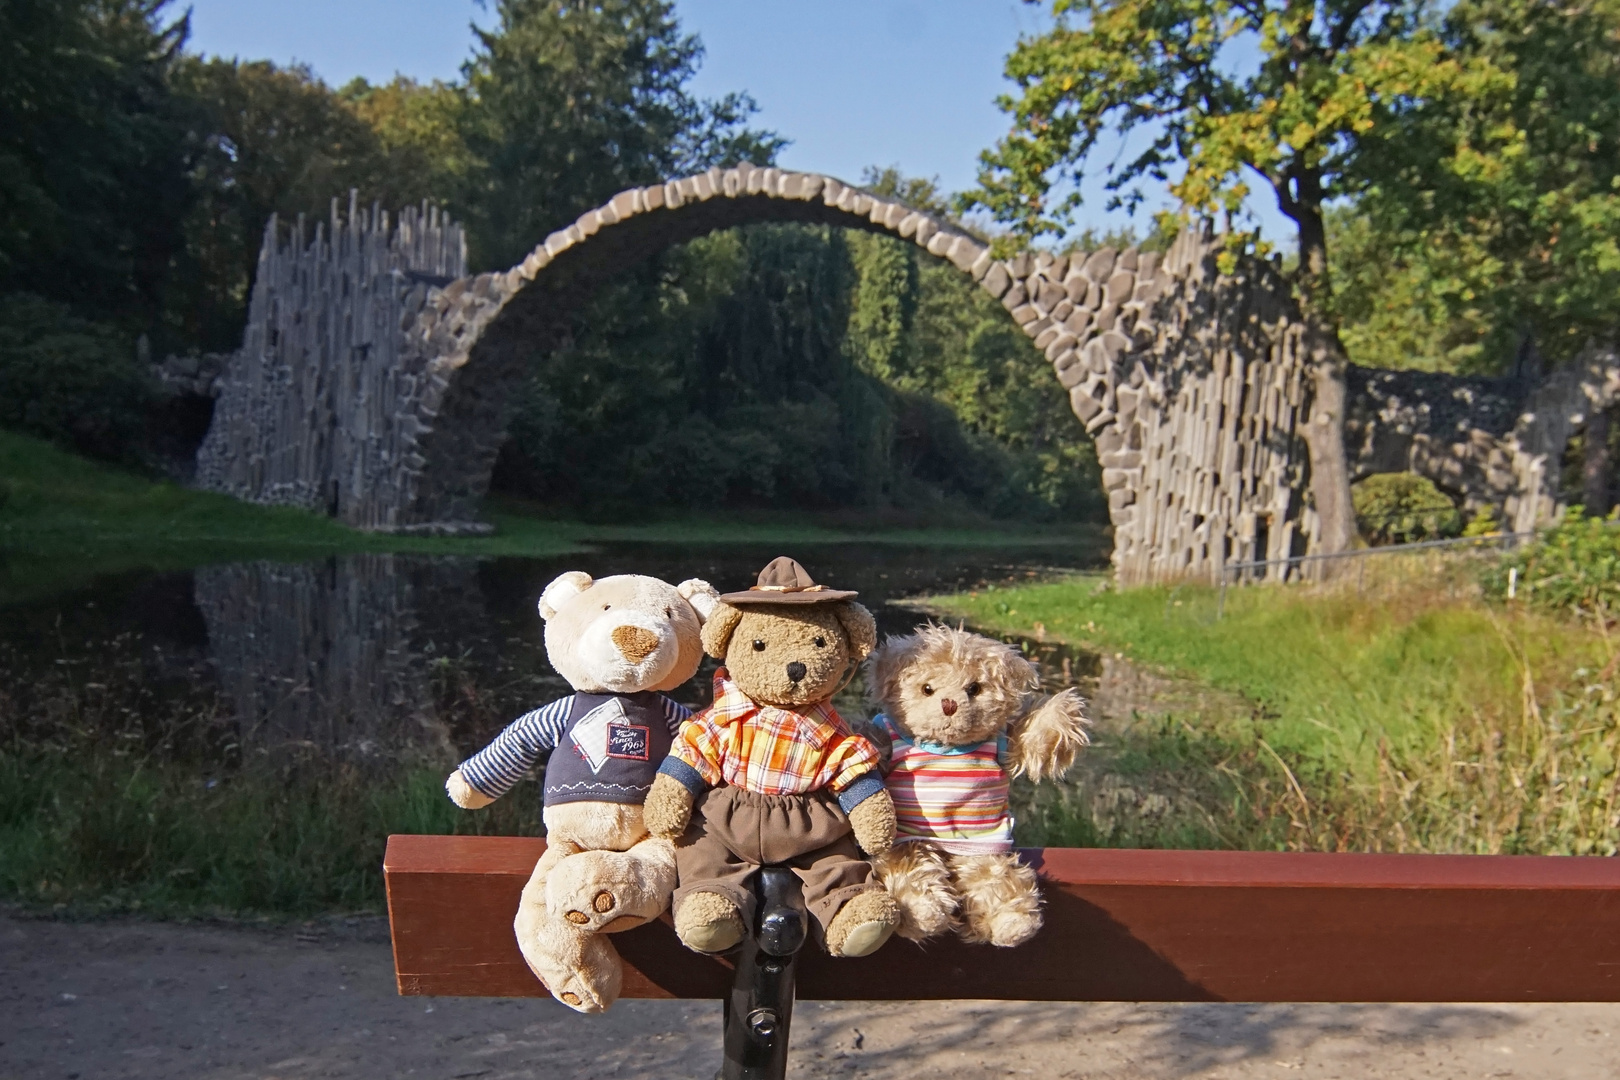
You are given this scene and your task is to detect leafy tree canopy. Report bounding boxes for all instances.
[0,0,191,327]
[456,0,786,268]
[1333,0,1620,370]
[965,0,1472,303]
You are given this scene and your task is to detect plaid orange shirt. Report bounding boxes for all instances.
[670,668,878,795]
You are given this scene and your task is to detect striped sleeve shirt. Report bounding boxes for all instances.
[459,694,691,801]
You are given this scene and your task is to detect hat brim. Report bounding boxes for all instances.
[719,588,858,605]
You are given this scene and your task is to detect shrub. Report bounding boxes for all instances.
[1352,472,1462,545]
[0,293,154,461]
[1484,507,1620,618]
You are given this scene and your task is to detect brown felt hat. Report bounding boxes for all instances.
[719,556,858,605]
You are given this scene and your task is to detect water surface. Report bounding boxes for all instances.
[1,543,1107,773]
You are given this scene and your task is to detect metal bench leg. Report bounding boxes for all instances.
[719,867,806,1080]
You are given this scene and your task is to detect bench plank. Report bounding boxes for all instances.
[385,835,1620,1002]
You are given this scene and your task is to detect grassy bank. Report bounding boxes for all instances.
[0,623,539,920]
[936,567,1620,856]
[0,429,1104,602]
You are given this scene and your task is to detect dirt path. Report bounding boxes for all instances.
[3,913,1616,1080]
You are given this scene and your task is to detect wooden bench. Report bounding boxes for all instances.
[386,835,1620,1001]
[386,835,1620,1074]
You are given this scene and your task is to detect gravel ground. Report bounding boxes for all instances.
[3,913,1617,1080]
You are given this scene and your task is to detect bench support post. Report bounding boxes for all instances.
[720,867,806,1080]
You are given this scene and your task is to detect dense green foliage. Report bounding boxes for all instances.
[0,0,1102,524]
[0,294,156,461]
[0,0,191,330]
[972,0,1620,375]
[165,59,451,352]
[1351,472,1462,545]
[1332,0,1620,371]
[495,179,1103,520]
[965,0,1464,305]
[1485,508,1620,618]
[457,0,783,270]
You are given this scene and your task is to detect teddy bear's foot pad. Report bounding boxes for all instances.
[674,892,746,953]
[546,846,674,934]
[836,919,894,957]
[825,889,900,958]
[517,923,623,1014]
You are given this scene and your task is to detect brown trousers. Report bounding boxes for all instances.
[672,785,879,936]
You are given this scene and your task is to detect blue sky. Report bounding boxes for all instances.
[180,0,1291,245]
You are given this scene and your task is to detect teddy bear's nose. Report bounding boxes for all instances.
[785,661,807,683]
[611,625,660,663]
[940,697,959,716]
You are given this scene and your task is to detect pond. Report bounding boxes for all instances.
[9,541,1219,919]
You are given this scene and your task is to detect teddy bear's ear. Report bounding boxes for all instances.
[676,578,720,623]
[699,601,743,659]
[863,633,917,707]
[835,601,879,663]
[538,571,593,621]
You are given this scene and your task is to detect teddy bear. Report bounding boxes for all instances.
[445,570,718,1013]
[641,556,902,959]
[860,624,1090,948]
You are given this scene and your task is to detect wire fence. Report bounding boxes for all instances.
[1211,529,1543,621]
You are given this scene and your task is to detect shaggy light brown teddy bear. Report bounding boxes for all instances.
[446,571,717,1013]
[862,624,1089,948]
[642,557,902,959]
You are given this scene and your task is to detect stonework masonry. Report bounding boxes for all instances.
[195,168,1619,581]
[1348,352,1620,533]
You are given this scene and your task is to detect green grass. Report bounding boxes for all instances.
[0,429,1104,602]
[932,569,1620,855]
[0,749,546,920]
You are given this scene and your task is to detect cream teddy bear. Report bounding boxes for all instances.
[446,571,717,1012]
[862,624,1089,948]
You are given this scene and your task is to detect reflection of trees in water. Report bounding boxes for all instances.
[194,555,492,763]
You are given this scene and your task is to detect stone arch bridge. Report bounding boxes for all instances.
[195,172,1619,583]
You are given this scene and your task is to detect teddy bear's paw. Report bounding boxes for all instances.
[970,904,1043,949]
[824,888,900,958]
[952,853,1044,948]
[445,769,495,810]
[673,891,746,954]
[642,773,695,840]
[544,964,620,1015]
[515,912,623,1014]
[546,847,674,933]
[847,788,897,855]
[872,844,958,942]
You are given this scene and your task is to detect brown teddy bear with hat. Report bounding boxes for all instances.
[642,556,902,959]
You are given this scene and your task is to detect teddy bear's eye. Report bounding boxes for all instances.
[752,639,767,651]
[664,607,672,618]
[966,682,982,698]
[603,604,611,611]
[813,636,826,648]
[921,683,934,696]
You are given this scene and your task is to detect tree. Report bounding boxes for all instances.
[1334,0,1620,372]
[342,76,471,213]
[164,59,448,351]
[966,1,1471,550]
[849,169,1106,519]
[0,0,192,328]
[967,0,1473,309]
[457,0,785,270]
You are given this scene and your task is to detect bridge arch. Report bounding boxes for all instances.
[197,167,1331,582]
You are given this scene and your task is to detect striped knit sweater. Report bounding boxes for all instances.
[459,694,691,803]
[871,712,1015,855]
